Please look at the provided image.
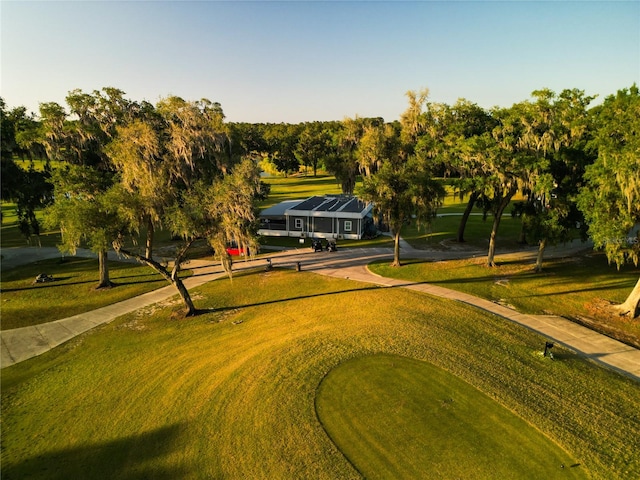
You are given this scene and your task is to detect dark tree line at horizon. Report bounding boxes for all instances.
[1,84,638,317]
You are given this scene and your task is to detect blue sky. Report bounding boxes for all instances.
[1,1,638,123]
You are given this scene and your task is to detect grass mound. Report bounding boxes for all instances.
[316,354,585,479]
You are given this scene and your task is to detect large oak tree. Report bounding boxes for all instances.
[108,96,262,315]
[359,90,444,266]
[41,88,135,287]
[578,85,640,318]
[515,88,595,271]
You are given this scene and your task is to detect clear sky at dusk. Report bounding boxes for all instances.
[1,1,638,123]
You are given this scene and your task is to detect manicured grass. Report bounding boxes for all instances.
[0,224,62,248]
[400,188,532,250]
[11,158,57,172]
[0,257,170,330]
[317,354,585,479]
[2,270,638,479]
[369,252,640,347]
[1,199,61,248]
[1,202,19,225]
[259,174,343,209]
[401,211,525,250]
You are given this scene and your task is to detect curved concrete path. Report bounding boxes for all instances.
[2,242,639,381]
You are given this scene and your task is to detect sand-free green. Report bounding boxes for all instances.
[317,354,585,479]
[2,270,638,479]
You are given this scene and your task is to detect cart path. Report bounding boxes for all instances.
[2,242,639,381]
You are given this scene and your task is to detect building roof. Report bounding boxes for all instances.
[260,196,372,219]
[340,197,370,213]
[259,199,304,217]
[290,196,327,211]
[290,196,369,213]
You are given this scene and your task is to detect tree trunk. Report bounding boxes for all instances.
[173,275,197,316]
[487,214,501,267]
[487,191,515,267]
[392,231,402,267]
[613,276,640,318]
[518,223,527,244]
[534,238,546,272]
[117,244,198,317]
[145,218,154,260]
[96,249,112,288]
[457,191,478,243]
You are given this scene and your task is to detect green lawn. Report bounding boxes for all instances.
[369,252,640,348]
[401,213,525,250]
[400,187,531,249]
[0,257,171,330]
[1,199,61,248]
[317,354,585,479]
[2,270,638,479]
[259,174,343,209]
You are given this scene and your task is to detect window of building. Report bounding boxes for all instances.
[294,218,303,229]
[344,220,352,232]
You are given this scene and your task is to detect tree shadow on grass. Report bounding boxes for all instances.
[399,258,636,297]
[1,277,165,293]
[507,282,635,300]
[202,284,407,315]
[430,273,633,294]
[1,257,159,283]
[2,423,188,480]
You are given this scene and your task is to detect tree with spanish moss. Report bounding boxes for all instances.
[109,96,262,316]
[578,85,640,318]
[359,90,444,266]
[514,88,595,271]
[439,99,497,243]
[41,88,135,288]
[457,101,550,267]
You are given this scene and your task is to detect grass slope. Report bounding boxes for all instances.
[317,354,585,479]
[369,253,640,347]
[2,270,639,479]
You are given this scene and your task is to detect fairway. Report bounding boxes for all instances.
[2,270,639,479]
[317,354,584,479]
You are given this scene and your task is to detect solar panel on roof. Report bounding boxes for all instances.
[341,198,367,213]
[328,198,349,211]
[290,196,326,210]
[316,198,342,211]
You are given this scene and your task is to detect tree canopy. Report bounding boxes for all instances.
[4,83,640,317]
[578,85,640,317]
[359,91,444,266]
